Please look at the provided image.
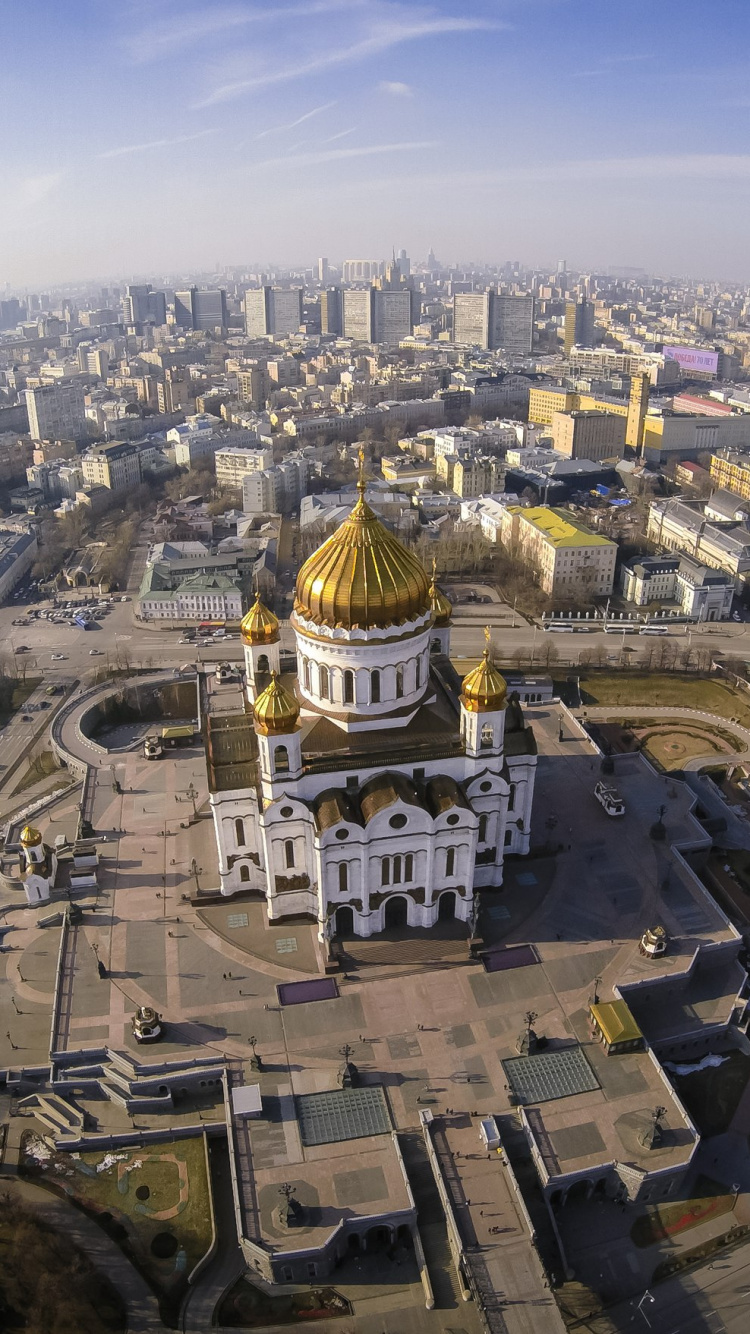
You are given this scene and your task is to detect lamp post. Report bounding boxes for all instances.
[634,1289,655,1328]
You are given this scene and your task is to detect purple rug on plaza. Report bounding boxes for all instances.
[277,978,339,1005]
[482,943,538,973]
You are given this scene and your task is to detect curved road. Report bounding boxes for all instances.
[575,704,750,771]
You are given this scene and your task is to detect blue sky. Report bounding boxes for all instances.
[2,0,750,285]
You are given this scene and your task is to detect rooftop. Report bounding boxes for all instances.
[509,505,616,549]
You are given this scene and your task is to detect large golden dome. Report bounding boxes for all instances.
[240,593,279,646]
[294,482,431,630]
[253,672,300,734]
[461,634,507,713]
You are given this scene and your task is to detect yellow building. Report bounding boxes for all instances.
[499,506,617,598]
[709,451,750,501]
[528,387,575,425]
[529,375,649,453]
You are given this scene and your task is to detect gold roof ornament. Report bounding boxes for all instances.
[253,671,300,735]
[19,824,43,847]
[294,449,431,630]
[429,558,452,628]
[240,592,280,646]
[460,627,507,713]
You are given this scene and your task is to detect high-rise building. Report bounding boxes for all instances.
[244,287,303,338]
[397,248,411,278]
[24,381,87,441]
[81,441,142,492]
[342,289,373,342]
[317,257,329,283]
[564,298,596,355]
[124,284,167,326]
[342,259,379,282]
[158,367,189,414]
[551,410,627,462]
[372,289,412,345]
[626,372,650,454]
[453,291,533,353]
[173,288,227,331]
[320,288,343,336]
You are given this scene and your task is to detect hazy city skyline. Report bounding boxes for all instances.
[3,0,750,285]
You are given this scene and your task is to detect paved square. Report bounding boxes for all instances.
[503,1046,600,1104]
[296,1087,391,1146]
[333,1165,389,1207]
[550,1121,607,1161]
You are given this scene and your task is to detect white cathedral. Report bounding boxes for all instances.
[207,476,537,938]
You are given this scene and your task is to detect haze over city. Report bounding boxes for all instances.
[3,0,750,285]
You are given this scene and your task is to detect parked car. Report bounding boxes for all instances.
[51,653,66,660]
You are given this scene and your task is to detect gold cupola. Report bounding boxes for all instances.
[294,458,431,631]
[461,629,507,713]
[240,593,279,646]
[19,824,43,848]
[253,672,300,734]
[429,559,452,628]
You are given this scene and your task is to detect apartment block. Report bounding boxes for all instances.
[215,446,274,489]
[244,287,303,338]
[81,440,141,492]
[25,381,86,441]
[500,506,617,597]
[551,410,627,462]
[709,451,750,501]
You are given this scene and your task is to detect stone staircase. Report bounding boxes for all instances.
[398,1131,465,1310]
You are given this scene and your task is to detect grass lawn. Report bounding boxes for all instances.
[577,674,750,727]
[638,725,739,771]
[670,1049,750,1136]
[631,1175,734,1248]
[20,1132,213,1324]
[12,748,66,794]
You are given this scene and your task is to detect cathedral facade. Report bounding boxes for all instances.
[208,478,537,938]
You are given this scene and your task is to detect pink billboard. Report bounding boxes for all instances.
[664,345,719,375]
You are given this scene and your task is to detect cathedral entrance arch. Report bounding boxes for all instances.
[384,895,409,929]
[335,905,354,937]
[438,891,456,921]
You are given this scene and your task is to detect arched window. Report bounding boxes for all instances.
[240,864,250,882]
[508,784,516,812]
[257,654,269,674]
[481,722,494,749]
[415,657,421,690]
[446,848,456,878]
[478,813,488,843]
[235,818,245,847]
[371,670,381,704]
[431,637,441,653]
[338,862,348,894]
[275,744,289,774]
[303,658,310,691]
[393,855,402,884]
[381,858,390,886]
[396,666,404,699]
[404,853,414,882]
[285,839,295,868]
[319,664,329,700]
[343,670,354,705]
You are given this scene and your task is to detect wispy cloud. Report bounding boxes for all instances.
[347,153,750,192]
[253,139,435,169]
[378,80,413,97]
[98,129,216,159]
[196,14,502,105]
[254,101,336,140]
[124,1,358,63]
[17,173,63,206]
[320,127,358,143]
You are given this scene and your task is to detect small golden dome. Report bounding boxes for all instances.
[294,481,431,631]
[20,824,43,847]
[253,672,300,735]
[461,634,507,713]
[241,594,279,646]
[429,563,452,628]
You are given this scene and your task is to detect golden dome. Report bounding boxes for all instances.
[20,824,42,847]
[294,481,431,631]
[253,672,300,735]
[429,562,452,628]
[461,633,507,713]
[240,594,279,646]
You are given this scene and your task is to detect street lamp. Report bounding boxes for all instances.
[634,1290,655,1328]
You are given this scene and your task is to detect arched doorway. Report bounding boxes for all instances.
[335,905,354,937]
[566,1179,591,1206]
[438,891,456,921]
[384,896,408,929]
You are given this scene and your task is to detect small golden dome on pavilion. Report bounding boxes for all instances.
[20,825,43,847]
[429,561,452,628]
[294,466,431,631]
[240,594,279,646]
[461,631,507,713]
[253,672,300,735]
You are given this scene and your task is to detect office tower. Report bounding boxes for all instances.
[174,289,196,329]
[320,287,343,336]
[317,257,329,283]
[158,367,189,414]
[0,298,22,329]
[626,372,650,454]
[342,259,379,282]
[124,284,166,326]
[193,289,228,331]
[244,287,303,338]
[342,289,373,341]
[372,289,412,345]
[397,248,411,278]
[490,294,534,355]
[77,345,110,379]
[453,291,533,354]
[24,381,87,441]
[564,297,595,354]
